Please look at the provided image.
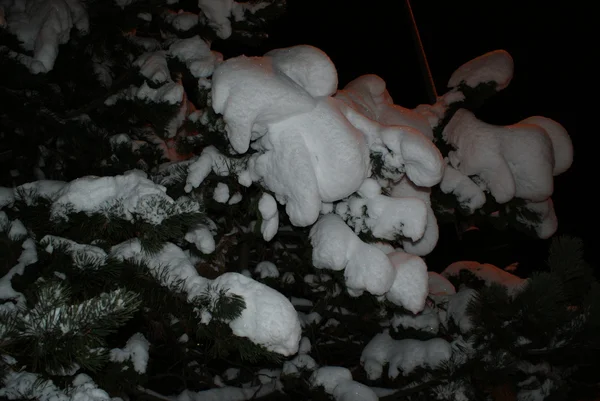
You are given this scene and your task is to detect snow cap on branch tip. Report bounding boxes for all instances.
[448,49,514,91]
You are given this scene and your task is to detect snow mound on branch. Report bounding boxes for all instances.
[336,74,433,139]
[443,260,527,296]
[168,36,221,79]
[110,333,150,373]
[209,45,443,228]
[443,109,571,204]
[310,214,429,313]
[110,240,301,356]
[49,170,180,224]
[439,164,486,214]
[212,272,301,356]
[310,366,378,401]
[361,330,451,379]
[391,177,438,256]
[448,50,514,90]
[3,0,89,73]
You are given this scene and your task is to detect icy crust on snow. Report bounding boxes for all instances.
[208,45,443,229]
[310,366,378,401]
[310,214,429,313]
[448,50,514,90]
[109,239,301,356]
[442,260,527,296]
[0,371,111,401]
[361,330,452,379]
[2,0,89,73]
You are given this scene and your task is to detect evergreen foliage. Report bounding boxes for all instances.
[0,1,591,401]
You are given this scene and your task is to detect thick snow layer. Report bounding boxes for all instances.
[110,333,150,373]
[213,182,230,203]
[3,0,89,73]
[310,214,429,312]
[310,367,378,401]
[185,225,216,254]
[391,177,438,255]
[110,240,300,355]
[134,51,169,84]
[520,116,573,175]
[439,164,486,214]
[310,214,395,296]
[252,97,370,226]
[443,109,571,203]
[334,178,429,243]
[211,45,443,228]
[211,272,301,356]
[516,198,557,239]
[361,331,451,379]
[386,251,429,314]
[197,0,235,39]
[336,74,433,139]
[49,170,182,224]
[258,192,279,241]
[443,261,527,295]
[168,36,220,79]
[448,50,514,90]
[14,180,66,205]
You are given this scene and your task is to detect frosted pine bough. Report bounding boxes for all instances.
[0,32,575,401]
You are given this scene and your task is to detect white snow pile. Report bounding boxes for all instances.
[1,0,89,73]
[0,371,111,401]
[188,44,443,230]
[361,330,452,379]
[109,332,150,373]
[309,213,429,313]
[110,239,301,356]
[310,366,378,401]
[182,45,446,309]
[415,50,573,238]
[448,50,514,90]
[45,170,197,225]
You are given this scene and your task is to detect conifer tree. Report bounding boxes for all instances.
[1,1,594,401]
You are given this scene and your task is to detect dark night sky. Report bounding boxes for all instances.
[220,2,590,269]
